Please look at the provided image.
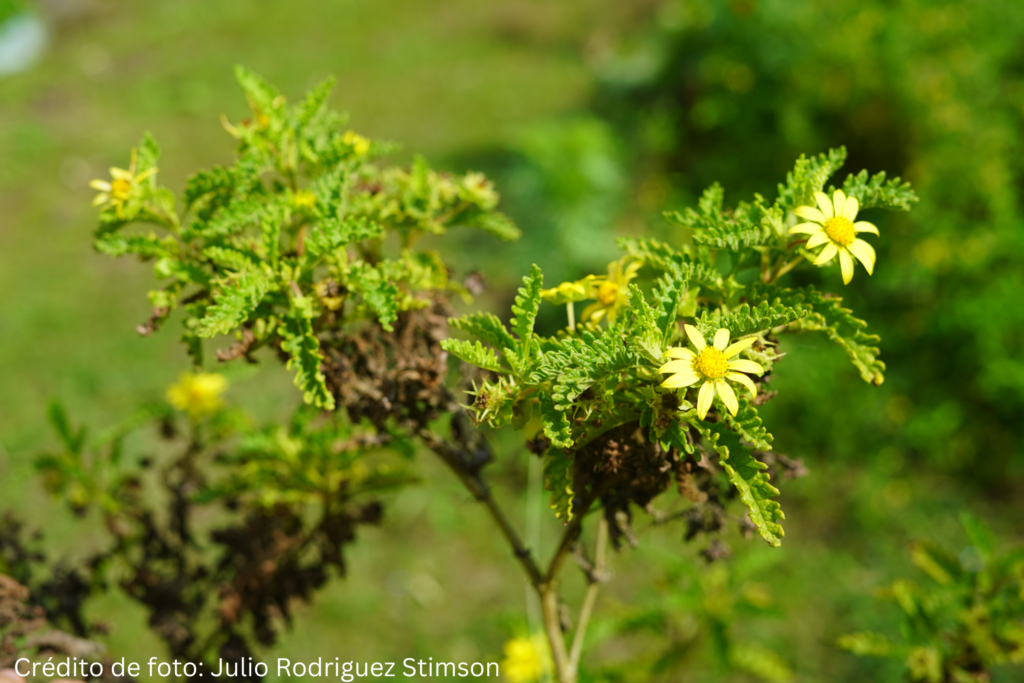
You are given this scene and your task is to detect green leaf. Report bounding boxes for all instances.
[94,232,171,259]
[468,211,521,241]
[511,264,544,357]
[543,449,575,522]
[839,168,918,212]
[184,166,235,210]
[449,312,517,351]
[958,512,995,557]
[294,76,335,126]
[837,632,895,657]
[776,147,847,212]
[234,65,281,114]
[306,217,383,258]
[540,395,573,450]
[695,420,784,547]
[617,235,679,271]
[440,339,503,373]
[724,404,773,451]
[280,315,335,410]
[196,270,273,338]
[202,246,256,271]
[48,403,86,454]
[665,187,778,251]
[136,132,161,175]
[695,299,806,339]
[729,644,793,683]
[349,261,398,331]
[760,284,885,385]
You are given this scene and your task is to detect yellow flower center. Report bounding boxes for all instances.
[597,281,619,306]
[111,178,132,200]
[824,216,855,247]
[695,347,728,379]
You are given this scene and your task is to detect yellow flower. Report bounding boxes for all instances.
[293,189,317,211]
[342,130,371,156]
[166,372,228,419]
[790,189,878,284]
[501,634,551,683]
[580,258,641,324]
[89,148,158,219]
[659,325,764,420]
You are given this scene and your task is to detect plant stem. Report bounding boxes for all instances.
[568,516,607,672]
[417,427,543,587]
[540,584,573,683]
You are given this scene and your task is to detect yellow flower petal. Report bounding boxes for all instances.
[723,336,757,358]
[832,189,847,218]
[664,347,696,361]
[662,371,700,389]
[89,179,111,191]
[92,194,110,206]
[717,380,739,416]
[814,192,834,219]
[110,167,132,180]
[659,359,695,373]
[854,221,879,235]
[794,206,827,223]
[727,358,764,375]
[805,231,830,249]
[788,221,824,235]
[726,371,758,398]
[713,328,730,351]
[839,247,855,284]
[842,195,859,221]
[814,242,838,265]
[848,239,876,275]
[684,324,706,352]
[697,381,716,420]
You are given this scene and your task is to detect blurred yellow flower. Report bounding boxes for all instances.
[501,634,551,683]
[659,325,764,420]
[343,130,371,156]
[89,148,157,220]
[166,372,228,419]
[541,257,640,326]
[790,189,878,284]
[293,189,317,211]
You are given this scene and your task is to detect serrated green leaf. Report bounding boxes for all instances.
[724,404,773,451]
[776,147,847,212]
[349,261,398,331]
[511,264,543,358]
[294,76,335,126]
[202,246,256,271]
[755,284,885,385]
[197,270,272,338]
[839,168,918,212]
[449,312,516,351]
[94,232,171,259]
[543,449,574,522]
[234,65,281,114]
[695,420,784,547]
[441,339,503,373]
[696,299,806,339]
[184,166,235,209]
[280,315,334,410]
[540,395,573,450]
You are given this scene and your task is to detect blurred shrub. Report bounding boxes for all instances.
[591,0,1024,487]
[839,513,1024,682]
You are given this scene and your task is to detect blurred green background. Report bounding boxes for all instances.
[2,0,1023,681]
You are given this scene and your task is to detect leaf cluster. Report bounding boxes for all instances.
[90,67,519,410]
